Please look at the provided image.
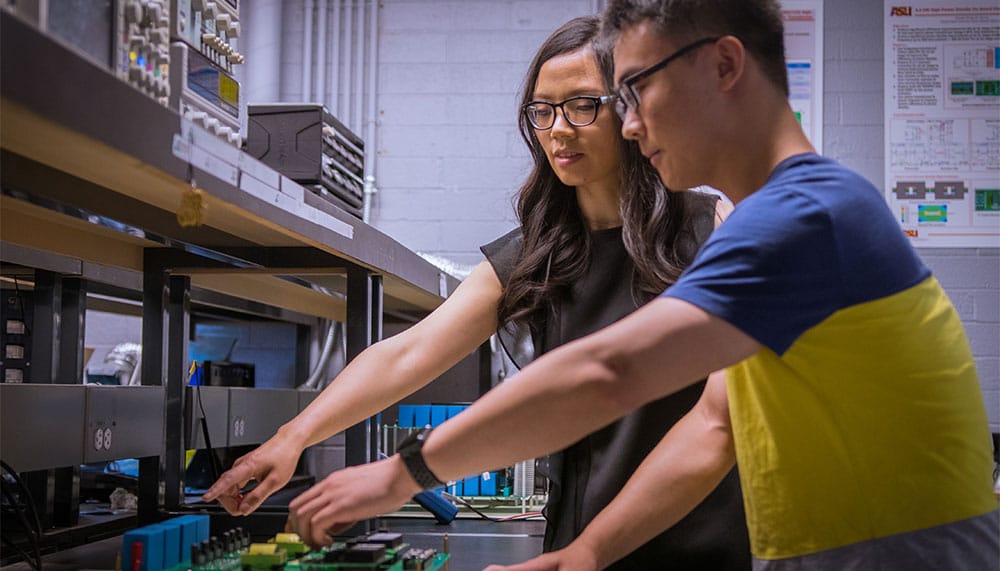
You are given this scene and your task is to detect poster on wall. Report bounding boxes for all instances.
[884,0,1000,248]
[782,1,824,152]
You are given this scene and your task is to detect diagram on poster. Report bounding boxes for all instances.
[885,0,1000,247]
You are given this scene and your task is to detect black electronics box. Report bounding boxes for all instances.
[203,360,255,387]
[246,103,365,218]
[1,289,33,383]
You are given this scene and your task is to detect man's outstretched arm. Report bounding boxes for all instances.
[420,297,754,480]
[484,369,738,571]
[286,298,757,547]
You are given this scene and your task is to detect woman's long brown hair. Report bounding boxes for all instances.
[498,15,710,329]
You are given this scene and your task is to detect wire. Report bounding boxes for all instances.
[1,486,41,569]
[0,461,42,570]
[439,491,545,522]
[195,382,223,482]
[1,535,39,570]
[439,492,499,521]
[496,511,544,522]
[0,461,42,548]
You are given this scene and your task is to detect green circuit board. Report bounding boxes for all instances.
[239,532,449,571]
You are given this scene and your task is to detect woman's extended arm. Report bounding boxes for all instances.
[203,260,504,515]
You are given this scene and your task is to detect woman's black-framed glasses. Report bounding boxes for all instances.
[523,95,616,130]
[614,36,720,121]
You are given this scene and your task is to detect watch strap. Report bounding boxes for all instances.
[398,428,444,490]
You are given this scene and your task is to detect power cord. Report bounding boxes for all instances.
[0,460,42,570]
[439,491,543,523]
[190,362,222,482]
[440,491,499,521]
[1,535,38,569]
[195,385,223,481]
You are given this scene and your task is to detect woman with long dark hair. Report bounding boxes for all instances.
[206,15,748,569]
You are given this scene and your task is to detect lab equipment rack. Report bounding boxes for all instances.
[0,11,459,566]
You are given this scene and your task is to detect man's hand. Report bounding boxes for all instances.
[286,456,421,549]
[202,433,303,515]
[483,544,600,571]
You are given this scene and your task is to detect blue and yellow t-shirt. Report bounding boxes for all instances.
[665,154,997,567]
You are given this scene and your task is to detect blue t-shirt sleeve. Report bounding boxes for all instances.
[663,189,844,355]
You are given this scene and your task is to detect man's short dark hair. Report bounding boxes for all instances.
[602,0,789,96]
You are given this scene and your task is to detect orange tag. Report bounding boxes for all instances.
[177,187,206,227]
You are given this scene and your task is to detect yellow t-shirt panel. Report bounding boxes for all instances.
[728,277,995,560]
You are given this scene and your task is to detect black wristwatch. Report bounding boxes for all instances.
[396,427,444,490]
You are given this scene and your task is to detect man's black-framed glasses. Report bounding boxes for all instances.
[614,36,720,120]
[523,95,616,130]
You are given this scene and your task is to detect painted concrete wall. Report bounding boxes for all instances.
[371,0,601,267]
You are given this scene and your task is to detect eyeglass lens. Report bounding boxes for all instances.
[525,97,602,130]
[613,37,719,121]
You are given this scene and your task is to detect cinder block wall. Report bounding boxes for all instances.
[372,0,601,267]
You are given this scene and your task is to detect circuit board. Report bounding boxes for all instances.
[239,532,449,571]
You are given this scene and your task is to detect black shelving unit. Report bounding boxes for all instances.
[0,10,459,565]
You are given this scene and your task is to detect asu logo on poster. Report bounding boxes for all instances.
[890,6,913,16]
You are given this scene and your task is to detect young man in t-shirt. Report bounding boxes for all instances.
[284,1,998,568]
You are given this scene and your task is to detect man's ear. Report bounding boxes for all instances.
[713,35,746,93]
